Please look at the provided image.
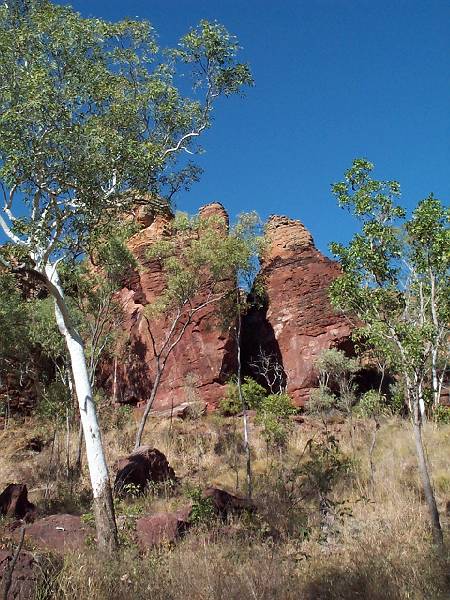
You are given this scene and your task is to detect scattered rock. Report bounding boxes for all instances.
[136,507,192,549]
[114,446,176,496]
[20,514,91,554]
[0,485,35,520]
[148,401,207,420]
[0,550,38,600]
[202,487,254,518]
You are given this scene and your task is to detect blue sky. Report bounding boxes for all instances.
[40,1,450,252]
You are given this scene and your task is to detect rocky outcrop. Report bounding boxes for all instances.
[106,205,352,411]
[242,216,353,405]
[0,550,38,600]
[103,202,236,411]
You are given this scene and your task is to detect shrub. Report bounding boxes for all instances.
[256,393,296,448]
[219,377,267,415]
[308,385,336,416]
[357,389,386,419]
[185,486,215,526]
[433,404,450,424]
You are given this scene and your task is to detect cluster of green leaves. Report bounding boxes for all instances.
[185,486,215,526]
[308,348,359,417]
[219,376,267,416]
[356,390,388,420]
[433,404,450,425]
[0,1,253,265]
[255,393,296,449]
[329,159,449,412]
[145,210,264,321]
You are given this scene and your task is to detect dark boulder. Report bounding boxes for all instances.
[0,484,35,520]
[114,446,176,496]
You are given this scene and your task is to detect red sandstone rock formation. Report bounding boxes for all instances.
[136,508,192,549]
[242,216,353,405]
[104,202,236,411]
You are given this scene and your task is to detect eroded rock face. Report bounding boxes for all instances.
[106,205,352,412]
[103,202,236,411]
[242,216,353,405]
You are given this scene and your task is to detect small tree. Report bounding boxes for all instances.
[0,0,252,552]
[248,347,287,394]
[329,159,449,547]
[312,348,360,450]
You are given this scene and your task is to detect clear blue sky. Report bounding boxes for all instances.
[48,1,450,252]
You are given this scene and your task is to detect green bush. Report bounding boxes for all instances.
[256,393,296,448]
[185,486,215,525]
[219,377,267,415]
[433,404,450,424]
[357,390,386,419]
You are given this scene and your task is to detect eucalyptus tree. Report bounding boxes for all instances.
[329,159,449,547]
[0,0,252,551]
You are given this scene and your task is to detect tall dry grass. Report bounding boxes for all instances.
[1,412,449,599]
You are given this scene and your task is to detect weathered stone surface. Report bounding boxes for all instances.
[146,401,208,420]
[0,485,35,520]
[114,446,176,496]
[136,506,191,549]
[0,550,38,600]
[101,202,236,411]
[101,205,353,411]
[242,215,353,405]
[20,514,91,554]
[202,487,254,517]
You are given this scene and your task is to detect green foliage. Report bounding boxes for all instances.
[256,393,296,448]
[145,210,264,320]
[0,1,252,270]
[304,434,351,493]
[308,386,337,416]
[185,486,215,526]
[433,405,450,425]
[37,379,71,421]
[329,159,449,415]
[357,390,387,419]
[308,348,360,417]
[219,376,267,416]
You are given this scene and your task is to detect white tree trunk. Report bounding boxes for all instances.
[44,264,118,553]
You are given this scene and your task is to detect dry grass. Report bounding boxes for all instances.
[1,412,450,599]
